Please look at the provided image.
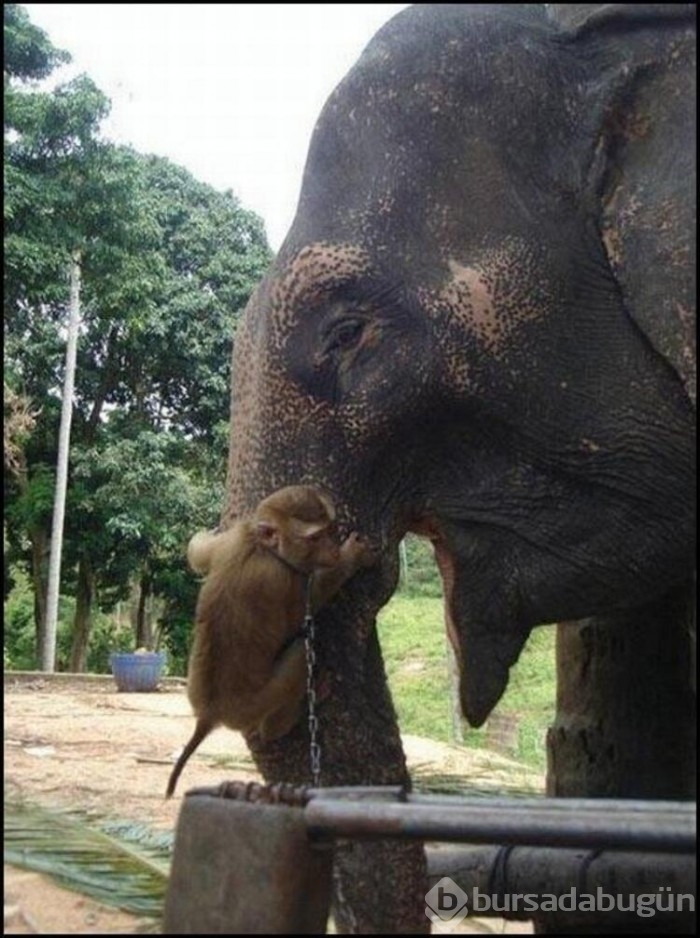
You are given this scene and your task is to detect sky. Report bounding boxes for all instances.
[23,3,409,250]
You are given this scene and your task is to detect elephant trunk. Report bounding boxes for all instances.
[244,581,429,932]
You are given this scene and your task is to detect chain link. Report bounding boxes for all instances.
[303,574,322,788]
[302,574,358,933]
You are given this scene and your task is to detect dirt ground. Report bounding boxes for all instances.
[4,672,540,934]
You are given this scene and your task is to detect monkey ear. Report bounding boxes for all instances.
[256,521,278,548]
[301,522,326,542]
[316,491,336,522]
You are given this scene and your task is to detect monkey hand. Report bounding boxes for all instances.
[341,531,381,569]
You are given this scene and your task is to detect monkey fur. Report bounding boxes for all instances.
[166,485,376,797]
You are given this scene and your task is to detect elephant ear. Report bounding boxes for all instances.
[550,4,696,405]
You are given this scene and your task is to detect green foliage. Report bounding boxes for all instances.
[6,463,54,530]
[397,534,443,598]
[3,567,133,671]
[5,568,69,670]
[5,58,114,310]
[3,6,273,667]
[4,595,134,673]
[153,567,199,676]
[3,571,34,668]
[378,594,452,740]
[3,4,70,82]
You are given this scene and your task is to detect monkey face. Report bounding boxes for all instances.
[300,524,342,569]
[255,485,342,573]
[272,520,340,572]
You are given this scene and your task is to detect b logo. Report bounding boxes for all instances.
[425,877,469,931]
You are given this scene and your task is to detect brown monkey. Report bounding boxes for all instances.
[166,485,376,797]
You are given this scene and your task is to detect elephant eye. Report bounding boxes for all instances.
[324,318,365,354]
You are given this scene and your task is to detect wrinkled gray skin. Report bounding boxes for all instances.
[224,4,696,932]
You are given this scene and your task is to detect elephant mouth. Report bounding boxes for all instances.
[406,513,530,727]
[309,486,529,725]
[406,514,460,647]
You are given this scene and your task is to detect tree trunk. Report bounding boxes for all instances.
[84,324,119,438]
[14,455,49,668]
[547,581,695,799]
[135,570,153,649]
[69,556,94,672]
[31,526,49,666]
[537,579,696,933]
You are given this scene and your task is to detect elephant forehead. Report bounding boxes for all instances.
[268,241,373,343]
[421,241,552,355]
[443,262,499,341]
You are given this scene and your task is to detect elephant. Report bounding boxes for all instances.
[220,4,695,932]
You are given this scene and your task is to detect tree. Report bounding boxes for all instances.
[3,383,38,475]
[4,6,144,668]
[58,153,271,669]
[3,4,69,82]
[4,5,273,671]
[66,431,222,658]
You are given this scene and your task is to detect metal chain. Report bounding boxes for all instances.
[303,574,322,788]
[302,574,358,933]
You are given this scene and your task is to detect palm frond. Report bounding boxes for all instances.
[4,798,169,920]
[411,762,542,797]
[208,753,257,772]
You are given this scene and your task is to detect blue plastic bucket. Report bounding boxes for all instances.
[110,652,166,692]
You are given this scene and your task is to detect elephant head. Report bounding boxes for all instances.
[223,4,695,931]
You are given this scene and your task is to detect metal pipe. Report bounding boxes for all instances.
[186,782,695,853]
[189,781,695,817]
[305,799,695,853]
[405,794,696,814]
[425,845,696,921]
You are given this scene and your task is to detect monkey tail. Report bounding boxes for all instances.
[165,719,213,799]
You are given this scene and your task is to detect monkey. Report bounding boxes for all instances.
[166,485,377,797]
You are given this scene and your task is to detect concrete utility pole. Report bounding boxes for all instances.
[43,249,82,671]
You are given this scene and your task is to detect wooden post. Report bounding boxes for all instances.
[164,794,333,934]
[548,581,695,799]
[540,579,696,932]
